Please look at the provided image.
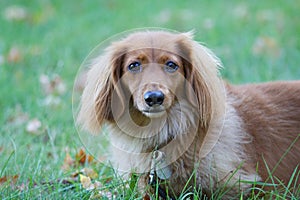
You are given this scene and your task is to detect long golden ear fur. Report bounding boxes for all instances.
[77,43,126,134]
[178,33,225,129]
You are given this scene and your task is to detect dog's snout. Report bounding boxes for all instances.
[144,91,164,106]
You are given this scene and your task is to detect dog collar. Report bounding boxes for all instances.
[148,150,174,200]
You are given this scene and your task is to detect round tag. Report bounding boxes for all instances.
[156,166,172,180]
[153,151,172,180]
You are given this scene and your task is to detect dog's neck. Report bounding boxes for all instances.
[107,101,200,173]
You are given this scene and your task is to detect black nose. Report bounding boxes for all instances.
[144,91,164,107]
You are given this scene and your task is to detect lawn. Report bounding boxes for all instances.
[0,0,299,199]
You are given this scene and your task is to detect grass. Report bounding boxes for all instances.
[0,0,299,199]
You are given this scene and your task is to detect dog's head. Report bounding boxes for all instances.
[78,31,224,134]
[119,34,188,119]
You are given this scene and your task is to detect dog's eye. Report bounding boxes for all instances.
[165,61,179,73]
[128,61,142,72]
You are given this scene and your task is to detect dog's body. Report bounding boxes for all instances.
[78,30,300,199]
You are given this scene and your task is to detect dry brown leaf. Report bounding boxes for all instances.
[26,118,42,134]
[143,194,151,200]
[62,148,95,171]
[76,148,94,165]
[41,95,61,106]
[0,175,19,186]
[0,176,7,184]
[8,112,29,126]
[81,168,98,179]
[53,75,66,94]
[39,74,66,95]
[76,148,86,164]
[3,5,28,21]
[7,46,22,63]
[7,105,29,126]
[61,152,74,171]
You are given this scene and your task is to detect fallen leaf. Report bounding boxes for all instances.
[93,180,102,188]
[252,36,280,57]
[79,174,94,190]
[8,112,29,126]
[6,105,29,126]
[3,5,28,21]
[39,74,51,94]
[61,152,74,171]
[41,95,61,106]
[47,152,53,158]
[53,75,66,94]
[76,148,94,165]
[80,175,103,193]
[81,168,98,179]
[32,177,76,191]
[26,118,42,134]
[143,194,151,200]
[233,4,248,19]
[0,175,19,187]
[76,148,86,164]
[0,176,7,184]
[62,148,95,171]
[39,74,66,95]
[16,182,28,191]
[7,46,22,63]
[96,190,114,199]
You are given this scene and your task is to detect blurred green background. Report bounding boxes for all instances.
[0,0,299,198]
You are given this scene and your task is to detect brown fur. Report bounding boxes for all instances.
[228,82,300,186]
[77,30,300,199]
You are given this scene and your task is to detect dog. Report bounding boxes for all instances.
[77,30,300,199]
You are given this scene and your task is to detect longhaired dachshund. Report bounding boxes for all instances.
[77,30,300,199]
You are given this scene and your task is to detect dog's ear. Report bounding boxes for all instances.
[77,43,127,134]
[177,33,224,130]
[184,61,212,129]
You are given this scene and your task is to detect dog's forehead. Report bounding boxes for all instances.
[122,31,180,51]
[125,48,176,59]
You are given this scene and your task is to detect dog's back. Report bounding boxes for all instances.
[228,81,300,186]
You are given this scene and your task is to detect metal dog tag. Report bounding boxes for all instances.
[153,151,172,180]
[156,166,172,180]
